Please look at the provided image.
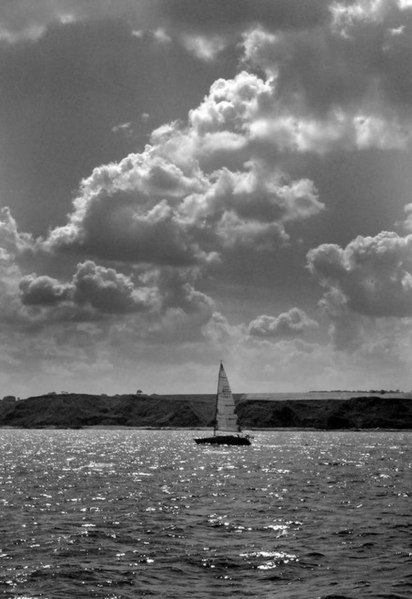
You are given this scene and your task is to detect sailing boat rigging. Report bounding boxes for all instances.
[194,362,251,446]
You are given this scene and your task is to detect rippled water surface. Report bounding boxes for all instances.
[0,429,411,598]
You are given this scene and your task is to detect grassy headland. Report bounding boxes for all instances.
[0,393,411,429]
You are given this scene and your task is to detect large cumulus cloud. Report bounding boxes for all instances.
[45,150,214,265]
[308,232,412,318]
[44,70,324,265]
[34,3,412,272]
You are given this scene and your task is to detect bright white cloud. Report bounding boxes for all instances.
[248,308,318,338]
[330,0,393,33]
[403,203,412,232]
[152,27,172,44]
[181,34,227,61]
[0,207,35,257]
[188,71,274,136]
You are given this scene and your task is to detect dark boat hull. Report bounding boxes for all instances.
[194,435,251,446]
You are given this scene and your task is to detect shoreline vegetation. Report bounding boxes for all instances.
[0,392,411,430]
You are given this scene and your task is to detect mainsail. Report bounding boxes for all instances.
[194,362,251,445]
[215,363,240,433]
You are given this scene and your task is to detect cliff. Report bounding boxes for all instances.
[0,393,411,429]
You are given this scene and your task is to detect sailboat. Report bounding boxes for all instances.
[194,362,251,446]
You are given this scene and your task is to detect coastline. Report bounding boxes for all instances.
[1,393,411,430]
[1,425,411,432]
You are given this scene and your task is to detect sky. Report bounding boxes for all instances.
[2,0,412,397]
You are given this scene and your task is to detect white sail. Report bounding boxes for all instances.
[215,363,239,433]
[193,362,251,445]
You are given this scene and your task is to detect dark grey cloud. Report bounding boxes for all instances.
[19,274,71,306]
[47,191,213,266]
[72,260,158,314]
[155,267,214,315]
[18,260,159,317]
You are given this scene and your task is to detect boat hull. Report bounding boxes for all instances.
[194,435,251,446]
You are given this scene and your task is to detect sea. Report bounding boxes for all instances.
[0,429,411,599]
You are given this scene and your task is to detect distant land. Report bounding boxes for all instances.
[0,392,411,429]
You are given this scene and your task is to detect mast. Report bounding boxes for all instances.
[213,361,223,436]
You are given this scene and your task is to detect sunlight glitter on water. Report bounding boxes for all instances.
[240,549,298,570]
[0,429,411,599]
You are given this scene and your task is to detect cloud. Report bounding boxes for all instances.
[201,311,244,346]
[200,311,337,392]
[0,15,235,239]
[403,203,412,232]
[0,201,216,337]
[18,260,160,317]
[0,252,25,327]
[19,274,72,306]
[152,27,172,44]
[160,0,331,36]
[111,122,136,138]
[249,109,410,153]
[45,150,214,265]
[151,71,274,172]
[0,207,34,257]
[307,231,412,318]
[187,71,274,138]
[0,1,154,43]
[330,0,395,32]
[12,255,219,350]
[155,267,214,315]
[0,0,332,45]
[72,261,159,314]
[248,308,318,338]
[181,162,323,248]
[88,269,217,346]
[240,4,412,151]
[181,34,227,61]
[200,305,412,393]
[45,157,322,262]
[43,72,325,264]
